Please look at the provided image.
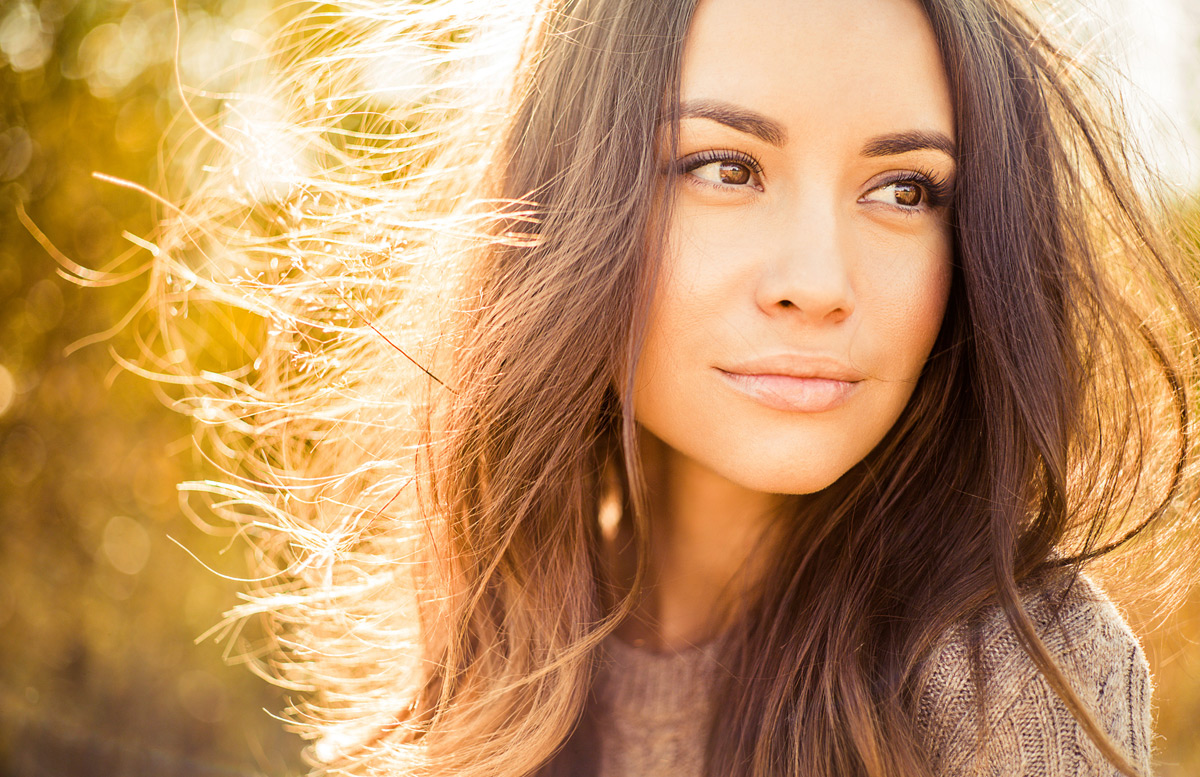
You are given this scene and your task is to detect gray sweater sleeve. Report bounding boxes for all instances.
[917,576,1153,776]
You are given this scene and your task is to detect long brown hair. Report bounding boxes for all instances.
[140,0,1199,775]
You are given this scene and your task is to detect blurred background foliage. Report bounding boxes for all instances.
[0,0,1197,775]
[0,0,302,775]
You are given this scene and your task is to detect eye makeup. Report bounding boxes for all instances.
[863,167,954,210]
[670,144,955,212]
[675,148,765,191]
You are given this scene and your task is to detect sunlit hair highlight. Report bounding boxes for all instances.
[131,0,1200,775]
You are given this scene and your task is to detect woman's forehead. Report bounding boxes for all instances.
[680,0,955,146]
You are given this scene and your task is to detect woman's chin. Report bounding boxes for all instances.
[710,457,854,498]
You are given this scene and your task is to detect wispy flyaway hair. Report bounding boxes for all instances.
[123,0,1200,775]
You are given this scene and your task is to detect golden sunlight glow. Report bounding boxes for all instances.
[1063,0,1200,188]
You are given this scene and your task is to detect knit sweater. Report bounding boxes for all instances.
[592,576,1152,776]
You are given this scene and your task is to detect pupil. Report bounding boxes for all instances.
[719,162,750,185]
[895,183,922,206]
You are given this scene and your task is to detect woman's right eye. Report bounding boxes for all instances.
[680,151,764,191]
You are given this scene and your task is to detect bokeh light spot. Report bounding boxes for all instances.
[75,20,150,99]
[25,279,65,334]
[0,365,15,418]
[0,2,53,73]
[101,515,151,576]
[0,127,33,181]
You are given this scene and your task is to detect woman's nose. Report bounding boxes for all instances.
[754,194,855,325]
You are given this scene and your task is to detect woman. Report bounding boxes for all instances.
[147,0,1200,774]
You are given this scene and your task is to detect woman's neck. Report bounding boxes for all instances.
[613,432,781,652]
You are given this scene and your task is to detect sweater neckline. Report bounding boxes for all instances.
[595,633,722,719]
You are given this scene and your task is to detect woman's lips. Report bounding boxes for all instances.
[717,369,861,413]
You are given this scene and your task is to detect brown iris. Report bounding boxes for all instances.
[719,162,751,185]
[893,182,923,206]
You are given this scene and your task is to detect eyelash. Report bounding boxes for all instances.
[867,167,954,211]
[677,149,764,189]
[676,150,954,211]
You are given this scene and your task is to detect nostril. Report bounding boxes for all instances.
[779,300,794,308]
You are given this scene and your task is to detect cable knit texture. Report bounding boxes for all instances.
[591,575,1152,776]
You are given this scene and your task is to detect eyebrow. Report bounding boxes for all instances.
[861,129,956,160]
[679,99,788,147]
[678,99,956,161]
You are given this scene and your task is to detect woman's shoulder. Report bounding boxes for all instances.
[916,573,1153,776]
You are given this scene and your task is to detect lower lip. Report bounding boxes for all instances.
[717,370,859,413]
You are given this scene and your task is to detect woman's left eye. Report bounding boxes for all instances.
[859,173,951,211]
[679,150,764,190]
[863,181,926,208]
[694,161,753,186]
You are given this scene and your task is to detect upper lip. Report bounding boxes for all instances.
[718,353,866,382]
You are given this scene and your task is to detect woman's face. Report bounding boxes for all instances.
[634,0,956,495]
